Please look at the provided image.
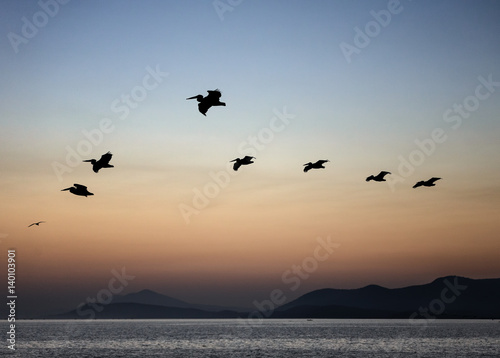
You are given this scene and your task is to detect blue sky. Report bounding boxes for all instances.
[1,0,499,317]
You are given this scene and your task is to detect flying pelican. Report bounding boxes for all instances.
[28,221,45,227]
[230,156,255,171]
[83,152,114,173]
[413,177,441,188]
[303,160,329,173]
[61,184,94,197]
[366,171,391,182]
[186,89,226,116]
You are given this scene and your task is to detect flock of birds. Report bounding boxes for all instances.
[29,89,441,227]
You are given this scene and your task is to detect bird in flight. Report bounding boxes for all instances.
[303,160,329,173]
[413,177,441,188]
[61,184,94,197]
[186,89,226,116]
[231,156,255,171]
[366,171,391,182]
[28,221,45,227]
[83,152,114,173]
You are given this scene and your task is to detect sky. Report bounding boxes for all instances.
[1,0,499,317]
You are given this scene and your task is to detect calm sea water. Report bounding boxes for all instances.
[4,319,500,357]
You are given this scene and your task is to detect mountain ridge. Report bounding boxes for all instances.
[276,276,500,318]
[112,288,249,312]
[45,275,500,319]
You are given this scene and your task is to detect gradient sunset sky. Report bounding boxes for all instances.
[1,0,499,317]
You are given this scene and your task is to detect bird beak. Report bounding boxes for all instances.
[186,96,197,100]
[61,188,70,191]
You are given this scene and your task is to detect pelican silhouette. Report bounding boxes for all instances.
[303,160,329,173]
[186,89,226,116]
[28,221,45,227]
[83,152,114,173]
[61,184,94,197]
[413,177,441,188]
[366,171,391,182]
[230,156,255,171]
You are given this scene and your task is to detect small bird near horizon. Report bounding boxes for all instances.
[83,152,114,173]
[304,160,329,173]
[28,221,45,227]
[366,171,391,182]
[231,156,255,171]
[413,177,441,188]
[61,184,94,197]
[186,89,226,116]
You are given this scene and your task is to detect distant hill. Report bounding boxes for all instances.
[51,302,244,319]
[112,289,190,308]
[274,276,500,319]
[47,276,500,319]
[112,289,249,312]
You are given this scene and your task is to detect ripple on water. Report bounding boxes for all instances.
[10,319,500,358]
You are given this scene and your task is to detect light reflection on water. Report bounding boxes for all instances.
[7,319,500,357]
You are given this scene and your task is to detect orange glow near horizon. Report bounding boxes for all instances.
[1,1,499,319]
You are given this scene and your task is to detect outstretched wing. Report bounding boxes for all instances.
[73,184,87,190]
[28,223,35,227]
[413,181,423,188]
[375,171,391,180]
[99,152,112,164]
[198,102,210,115]
[232,161,241,171]
[206,89,222,99]
[243,156,255,161]
[316,160,329,165]
[428,177,441,184]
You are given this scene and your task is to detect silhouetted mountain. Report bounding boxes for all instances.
[112,289,248,312]
[50,302,244,319]
[276,276,500,319]
[44,276,500,319]
[112,289,190,307]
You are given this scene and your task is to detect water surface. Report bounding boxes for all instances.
[5,319,500,357]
